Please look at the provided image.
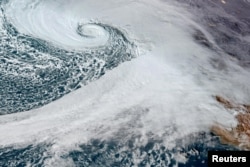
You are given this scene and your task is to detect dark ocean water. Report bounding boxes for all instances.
[0,0,249,166]
[0,132,238,167]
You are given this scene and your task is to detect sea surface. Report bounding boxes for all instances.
[0,0,250,166]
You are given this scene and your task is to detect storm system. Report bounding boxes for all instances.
[0,0,250,166]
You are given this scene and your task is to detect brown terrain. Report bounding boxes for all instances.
[211,96,250,150]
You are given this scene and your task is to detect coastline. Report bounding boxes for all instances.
[212,96,250,150]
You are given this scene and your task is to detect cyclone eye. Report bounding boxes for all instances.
[77,23,106,39]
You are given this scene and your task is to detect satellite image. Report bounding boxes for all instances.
[0,0,250,166]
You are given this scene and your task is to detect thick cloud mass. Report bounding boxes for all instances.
[0,0,249,166]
